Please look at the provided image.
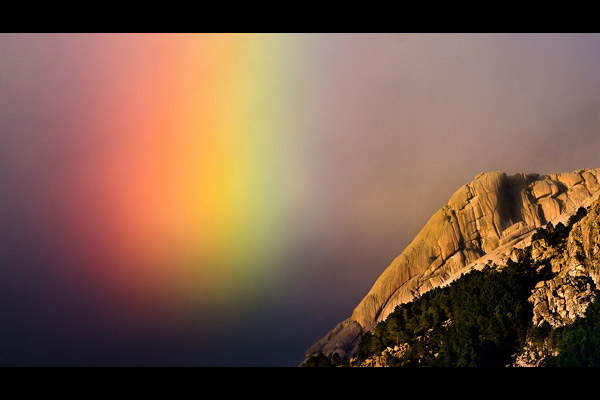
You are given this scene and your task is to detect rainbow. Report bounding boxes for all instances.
[45,33,313,323]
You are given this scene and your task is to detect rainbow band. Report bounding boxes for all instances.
[48,34,311,318]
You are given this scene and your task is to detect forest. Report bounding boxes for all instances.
[306,207,597,367]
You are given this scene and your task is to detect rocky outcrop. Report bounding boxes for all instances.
[509,198,600,367]
[511,340,559,367]
[304,168,600,364]
[356,344,410,367]
[529,198,600,328]
[304,318,362,361]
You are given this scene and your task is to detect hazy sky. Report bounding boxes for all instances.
[1,33,600,366]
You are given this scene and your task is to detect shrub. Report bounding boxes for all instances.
[305,352,331,367]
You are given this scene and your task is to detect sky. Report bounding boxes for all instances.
[1,33,600,366]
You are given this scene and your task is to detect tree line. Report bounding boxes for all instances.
[306,207,595,367]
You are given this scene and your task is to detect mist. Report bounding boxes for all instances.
[1,33,600,366]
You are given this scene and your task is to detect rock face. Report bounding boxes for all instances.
[304,168,600,363]
[528,198,600,328]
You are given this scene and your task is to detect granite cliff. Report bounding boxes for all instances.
[304,168,600,364]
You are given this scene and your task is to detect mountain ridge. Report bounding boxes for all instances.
[304,167,600,364]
